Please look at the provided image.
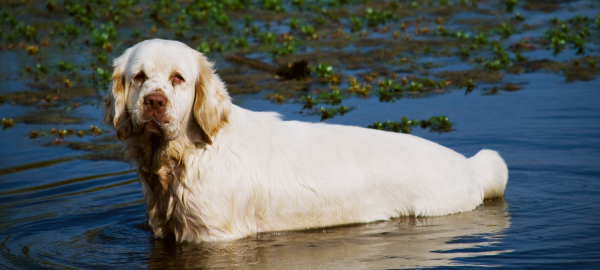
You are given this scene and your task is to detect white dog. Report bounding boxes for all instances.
[102,39,508,243]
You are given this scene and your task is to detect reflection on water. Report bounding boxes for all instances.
[2,72,600,268]
[0,158,510,269]
[148,199,510,269]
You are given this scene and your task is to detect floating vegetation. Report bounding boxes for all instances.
[313,63,334,78]
[28,125,104,140]
[319,105,351,121]
[0,0,599,157]
[2,118,13,130]
[545,14,594,56]
[368,116,455,134]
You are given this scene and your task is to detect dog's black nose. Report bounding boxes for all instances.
[144,94,166,110]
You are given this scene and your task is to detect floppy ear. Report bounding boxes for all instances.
[193,53,232,144]
[102,53,132,141]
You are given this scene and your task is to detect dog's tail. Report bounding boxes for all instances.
[469,149,508,199]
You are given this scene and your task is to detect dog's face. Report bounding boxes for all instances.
[103,39,231,145]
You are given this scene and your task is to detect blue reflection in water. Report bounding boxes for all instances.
[1,71,599,269]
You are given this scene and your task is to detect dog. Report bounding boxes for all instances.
[102,39,508,243]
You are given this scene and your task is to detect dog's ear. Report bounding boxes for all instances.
[102,52,132,141]
[193,53,232,144]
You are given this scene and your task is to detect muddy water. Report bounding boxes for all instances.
[1,0,600,269]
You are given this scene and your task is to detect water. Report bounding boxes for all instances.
[1,70,599,269]
[2,0,600,268]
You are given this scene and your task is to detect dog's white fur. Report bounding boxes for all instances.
[102,39,508,243]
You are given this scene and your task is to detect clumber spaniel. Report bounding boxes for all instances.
[102,39,508,243]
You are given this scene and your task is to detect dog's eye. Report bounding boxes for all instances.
[134,72,147,83]
[172,74,184,86]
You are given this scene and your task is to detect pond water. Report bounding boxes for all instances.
[1,0,600,269]
[2,71,599,269]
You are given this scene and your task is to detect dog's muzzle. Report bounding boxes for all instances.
[143,94,169,124]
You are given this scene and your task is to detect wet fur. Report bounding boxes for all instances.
[103,39,509,243]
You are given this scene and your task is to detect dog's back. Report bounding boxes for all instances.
[199,106,509,235]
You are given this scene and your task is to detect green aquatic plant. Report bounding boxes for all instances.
[368,115,454,134]
[215,12,231,27]
[263,0,284,12]
[318,89,342,105]
[568,14,588,26]
[454,31,470,40]
[244,15,253,27]
[495,44,509,62]
[301,95,317,109]
[35,64,48,75]
[300,24,316,38]
[2,118,13,130]
[313,63,333,78]
[426,116,455,133]
[460,47,470,58]
[505,0,518,13]
[365,8,394,28]
[319,105,350,121]
[271,40,298,56]
[544,14,593,56]
[463,79,475,95]
[90,23,117,47]
[500,23,513,39]
[348,76,371,96]
[349,16,362,32]
[229,37,248,48]
[196,42,211,54]
[377,79,400,102]
[259,32,276,45]
[474,33,488,45]
[96,68,111,84]
[484,59,503,70]
[406,81,424,92]
[289,18,300,29]
[58,60,75,72]
[96,53,108,64]
[291,0,305,9]
[9,23,38,42]
[54,23,80,38]
[514,12,525,21]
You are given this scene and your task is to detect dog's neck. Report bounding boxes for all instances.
[123,130,213,240]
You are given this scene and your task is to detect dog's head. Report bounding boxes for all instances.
[102,39,231,145]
